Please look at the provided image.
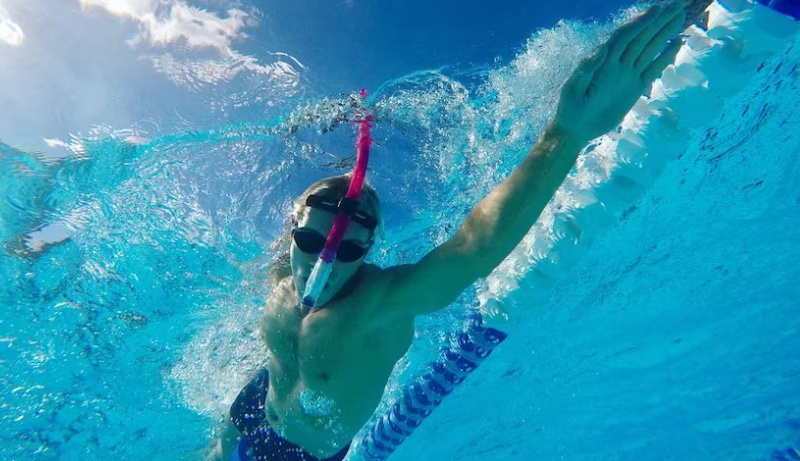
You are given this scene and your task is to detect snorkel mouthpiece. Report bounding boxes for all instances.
[302,249,335,306]
[302,90,372,308]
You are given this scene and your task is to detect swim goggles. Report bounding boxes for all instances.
[292,227,371,263]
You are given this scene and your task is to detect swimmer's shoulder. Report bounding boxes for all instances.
[355,263,389,293]
[354,264,412,325]
[264,276,298,311]
[273,275,294,293]
[343,264,384,305]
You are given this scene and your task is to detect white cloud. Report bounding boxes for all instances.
[75,0,306,90]
[0,4,25,46]
[78,0,250,49]
[145,49,303,90]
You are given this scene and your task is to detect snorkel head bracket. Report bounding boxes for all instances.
[304,195,378,232]
[337,197,359,216]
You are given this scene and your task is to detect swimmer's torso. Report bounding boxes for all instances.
[259,264,414,458]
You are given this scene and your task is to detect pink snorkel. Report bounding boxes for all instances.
[302,90,373,308]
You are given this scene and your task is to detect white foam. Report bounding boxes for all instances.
[479,0,800,330]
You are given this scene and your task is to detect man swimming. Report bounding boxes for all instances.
[209,3,688,460]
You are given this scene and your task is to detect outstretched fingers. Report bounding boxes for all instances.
[641,38,683,83]
[606,4,666,61]
[634,9,686,71]
[619,2,685,66]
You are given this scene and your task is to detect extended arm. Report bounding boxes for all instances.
[380,3,686,318]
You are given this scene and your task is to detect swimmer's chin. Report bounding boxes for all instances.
[294,278,333,305]
[294,277,331,294]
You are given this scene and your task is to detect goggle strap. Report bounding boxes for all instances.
[305,194,377,231]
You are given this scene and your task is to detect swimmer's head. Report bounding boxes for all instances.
[289,174,382,305]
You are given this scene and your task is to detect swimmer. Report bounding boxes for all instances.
[208,3,689,460]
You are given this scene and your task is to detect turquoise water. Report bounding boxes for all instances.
[2,6,800,461]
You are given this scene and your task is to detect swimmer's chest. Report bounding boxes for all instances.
[262,286,368,385]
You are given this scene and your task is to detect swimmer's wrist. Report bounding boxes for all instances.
[540,121,590,152]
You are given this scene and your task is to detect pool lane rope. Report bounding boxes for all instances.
[359,0,800,459]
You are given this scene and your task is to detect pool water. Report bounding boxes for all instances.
[1,1,799,461]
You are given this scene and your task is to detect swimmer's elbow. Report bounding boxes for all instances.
[205,441,223,461]
[214,416,241,461]
[448,232,498,280]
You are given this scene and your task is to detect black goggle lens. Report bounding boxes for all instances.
[292,228,369,263]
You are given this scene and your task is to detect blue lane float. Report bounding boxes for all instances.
[755,0,800,19]
[359,0,800,459]
[362,314,507,460]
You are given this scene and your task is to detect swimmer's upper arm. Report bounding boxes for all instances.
[380,233,484,318]
[380,126,589,319]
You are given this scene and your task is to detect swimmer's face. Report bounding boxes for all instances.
[290,208,373,306]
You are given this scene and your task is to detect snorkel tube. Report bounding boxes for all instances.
[302,90,373,308]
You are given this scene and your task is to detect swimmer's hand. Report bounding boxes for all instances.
[554,2,686,142]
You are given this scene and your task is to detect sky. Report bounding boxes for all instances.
[251,0,632,89]
[0,0,632,153]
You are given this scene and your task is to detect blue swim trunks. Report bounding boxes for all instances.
[229,367,350,461]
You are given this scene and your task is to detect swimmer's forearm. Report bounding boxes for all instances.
[454,124,586,277]
[205,442,223,461]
